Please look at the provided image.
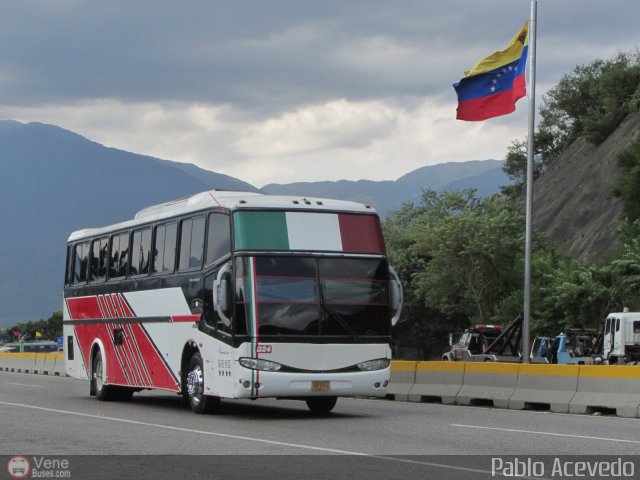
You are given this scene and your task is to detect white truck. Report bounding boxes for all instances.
[601,311,640,364]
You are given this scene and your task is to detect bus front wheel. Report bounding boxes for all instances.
[306,396,337,414]
[186,352,220,414]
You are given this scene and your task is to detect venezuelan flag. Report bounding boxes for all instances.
[453,22,528,121]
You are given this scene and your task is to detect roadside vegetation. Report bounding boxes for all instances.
[387,51,640,358]
[1,311,62,342]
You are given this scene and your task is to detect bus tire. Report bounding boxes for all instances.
[116,387,135,401]
[186,352,220,414]
[306,396,337,414]
[93,350,117,401]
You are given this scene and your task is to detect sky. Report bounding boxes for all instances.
[1,0,639,188]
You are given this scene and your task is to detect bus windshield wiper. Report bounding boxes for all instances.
[319,288,360,342]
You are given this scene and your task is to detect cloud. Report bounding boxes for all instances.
[1,0,640,187]
[234,99,398,157]
[0,95,526,187]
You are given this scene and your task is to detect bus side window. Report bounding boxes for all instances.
[118,233,129,277]
[152,224,166,274]
[206,213,231,265]
[65,245,74,285]
[163,223,177,272]
[131,228,151,276]
[90,237,108,282]
[109,232,130,279]
[109,234,120,278]
[73,242,90,284]
[153,222,177,274]
[179,216,205,271]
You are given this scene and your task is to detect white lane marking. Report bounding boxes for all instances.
[7,383,45,388]
[0,400,365,454]
[0,401,495,476]
[452,424,640,444]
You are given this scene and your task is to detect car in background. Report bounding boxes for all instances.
[442,324,504,361]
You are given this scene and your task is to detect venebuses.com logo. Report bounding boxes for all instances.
[6,456,71,479]
[7,457,30,479]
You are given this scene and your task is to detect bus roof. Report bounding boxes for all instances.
[68,190,378,242]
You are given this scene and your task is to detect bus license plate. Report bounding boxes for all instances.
[311,380,331,391]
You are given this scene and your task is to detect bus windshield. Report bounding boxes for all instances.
[234,256,390,340]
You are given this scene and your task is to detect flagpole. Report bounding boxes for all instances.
[523,0,537,363]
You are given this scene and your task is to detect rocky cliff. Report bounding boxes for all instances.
[533,111,640,260]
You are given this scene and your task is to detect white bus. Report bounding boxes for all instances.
[63,190,402,413]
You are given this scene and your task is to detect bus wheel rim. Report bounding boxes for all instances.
[94,356,104,391]
[187,365,204,405]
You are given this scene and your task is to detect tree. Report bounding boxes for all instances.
[383,190,531,358]
[1,311,63,341]
[410,192,525,323]
[536,52,640,164]
[532,254,612,334]
[613,137,640,225]
[501,138,547,197]
[383,191,476,358]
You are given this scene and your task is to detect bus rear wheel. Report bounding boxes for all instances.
[93,350,117,401]
[186,352,220,414]
[306,396,337,414]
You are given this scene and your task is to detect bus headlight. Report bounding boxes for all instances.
[356,359,390,371]
[239,357,283,372]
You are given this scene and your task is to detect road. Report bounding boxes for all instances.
[1,371,639,479]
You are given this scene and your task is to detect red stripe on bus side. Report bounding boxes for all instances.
[66,296,104,320]
[251,256,260,398]
[171,315,201,323]
[110,293,124,317]
[123,322,153,387]
[129,323,179,390]
[67,294,178,391]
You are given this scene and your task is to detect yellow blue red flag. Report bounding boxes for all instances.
[453,22,529,121]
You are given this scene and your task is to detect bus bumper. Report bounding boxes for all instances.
[234,366,390,399]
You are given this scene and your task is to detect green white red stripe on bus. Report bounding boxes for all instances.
[233,211,385,253]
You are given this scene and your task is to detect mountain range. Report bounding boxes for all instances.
[263,160,508,216]
[0,120,509,326]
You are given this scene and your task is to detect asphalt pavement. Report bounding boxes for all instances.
[1,371,639,479]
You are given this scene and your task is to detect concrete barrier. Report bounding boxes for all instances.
[34,353,47,374]
[408,361,464,404]
[509,364,579,413]
[0,352,20,372]
[569,365,640,418]
[456,362,519,408]
[41,353,64,376]
[0,352,65,376]
[49,353,66,376]
[0,352,33,373]
[388,361,418,401]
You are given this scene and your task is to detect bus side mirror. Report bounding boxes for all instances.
[389,266,403,326]
[213,263,233,323]
[218,272,232,315]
